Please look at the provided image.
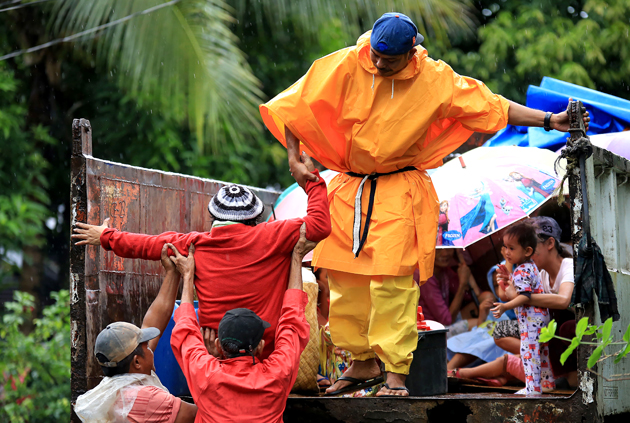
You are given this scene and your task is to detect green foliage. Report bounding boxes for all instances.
[51,0,477,153]
[232,0,475,50]
[0,290,71,422]
[81,74,291,188]
[562,337,582,367]
[0,63,54,278]
[542,317,630,371]
[53,0,265,153]
[540,319,557,343]
[434,0,630,103]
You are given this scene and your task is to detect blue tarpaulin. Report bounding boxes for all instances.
[484,77,630,150]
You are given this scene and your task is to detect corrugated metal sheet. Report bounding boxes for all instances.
[585,147,630,416]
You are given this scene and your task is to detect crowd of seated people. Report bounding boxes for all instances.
[415,249,495,338]
[447,216,578,391]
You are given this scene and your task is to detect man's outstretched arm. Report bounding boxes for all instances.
[72,218,196,261]
[265,224,317,383]
[169,244,218,394]
[142,244,182,352]
[286,127,319,190]
[288,223,318,290]
[299,152,331,243]
[507,99,590,132]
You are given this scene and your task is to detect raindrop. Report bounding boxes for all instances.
[580,11,588,18]
[567,6,575,14]
[46,217,56,230]
[482,9,492,17]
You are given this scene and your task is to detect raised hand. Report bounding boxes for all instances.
[290,151,319,189]
[552,98,591,132]
[491,302,506,319]
[496,264,512,289]
[202,328,222,358]
[160,243,177,272]
[167,243,195,279]
[72,218,111,246]
[293,222,318,260]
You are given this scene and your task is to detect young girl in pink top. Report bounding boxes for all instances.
[491,222,555,396]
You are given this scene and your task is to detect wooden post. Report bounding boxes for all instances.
[70,118,91,421]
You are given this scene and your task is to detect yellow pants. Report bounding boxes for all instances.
[327,270,420,375]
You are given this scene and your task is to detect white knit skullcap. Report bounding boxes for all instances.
[208,184,264,222]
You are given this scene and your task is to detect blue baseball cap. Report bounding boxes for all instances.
[371,13,424,56]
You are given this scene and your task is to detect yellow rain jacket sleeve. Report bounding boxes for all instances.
[260,32,510,281]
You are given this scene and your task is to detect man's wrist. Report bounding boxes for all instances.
[548,113,559,131]
[181,287,194,303]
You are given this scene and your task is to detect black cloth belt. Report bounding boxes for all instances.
[345,166,416,258]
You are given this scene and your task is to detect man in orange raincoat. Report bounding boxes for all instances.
[260,13,589,396]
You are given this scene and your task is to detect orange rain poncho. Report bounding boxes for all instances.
[260,31,510,281]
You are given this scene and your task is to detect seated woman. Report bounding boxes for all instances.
[446,264,517,370]
[416,249,494,338]
[450,217,577,388]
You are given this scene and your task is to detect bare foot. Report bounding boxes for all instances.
[325,359,381,394]
[376,372,409,397]
[317,374,331,388]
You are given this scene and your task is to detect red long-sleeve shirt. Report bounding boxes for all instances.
[100,170,330,358]
[171,290,309,423]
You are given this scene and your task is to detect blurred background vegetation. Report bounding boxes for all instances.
[0,0,629,418]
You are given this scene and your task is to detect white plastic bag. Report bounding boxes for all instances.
[74,371,169,422]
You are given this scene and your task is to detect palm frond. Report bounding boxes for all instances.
[51,0,474,152]
[53,0,263,152]
[231,0,476,45]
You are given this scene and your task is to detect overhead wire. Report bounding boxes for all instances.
[0,0,22,8]
[0,0,181,61]
[0,0,55,13]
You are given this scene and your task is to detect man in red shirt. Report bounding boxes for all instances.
[74,245,197,423]
[72,154,330,358]
[168,224,314,423]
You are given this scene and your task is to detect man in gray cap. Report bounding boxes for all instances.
[72,154,330,359]
[74,245,197,423]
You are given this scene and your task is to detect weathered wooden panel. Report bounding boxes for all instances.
[70,119,281,410]
[284,392,592,422]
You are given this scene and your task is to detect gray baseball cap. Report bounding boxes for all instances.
[532,216,562,243]
[94,322,160,367]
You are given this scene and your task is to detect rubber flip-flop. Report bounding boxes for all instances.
[317,376,331,387]
[447,368,461,379]
[324,375,384,396]
[376,382,410,397]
